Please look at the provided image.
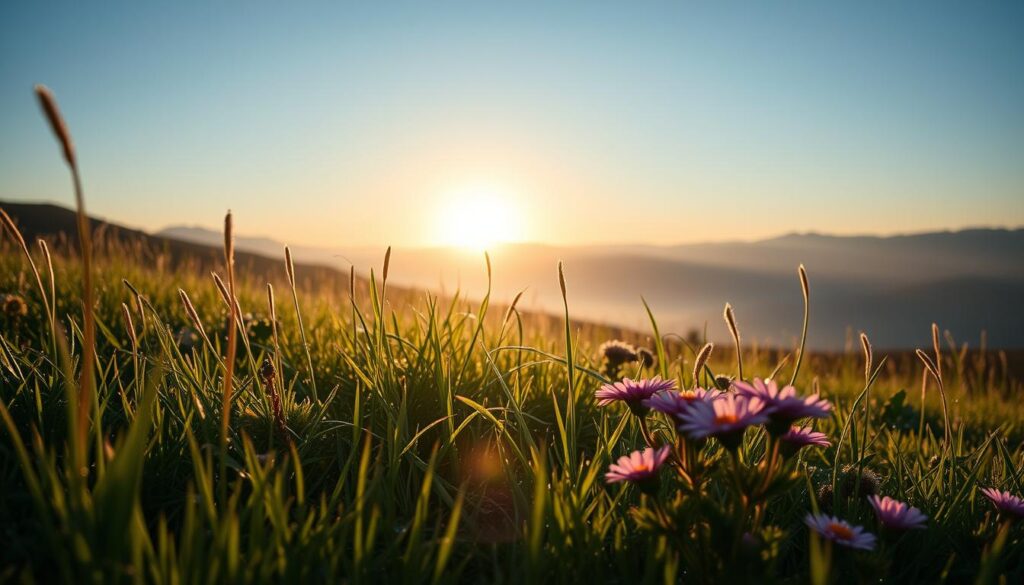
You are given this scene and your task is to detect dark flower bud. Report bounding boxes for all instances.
[838,465,882,499]
[259,357,276,383]
[598,340,639,380]
[3,294,28,318]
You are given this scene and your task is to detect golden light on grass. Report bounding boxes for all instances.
[435,185,524,251]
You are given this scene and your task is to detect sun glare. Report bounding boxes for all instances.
[436,186,524,251]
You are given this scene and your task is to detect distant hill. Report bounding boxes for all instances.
[1,201,639,343]
[0,201,363,295]
[4,201,1020,349]
[160,224,1024,350]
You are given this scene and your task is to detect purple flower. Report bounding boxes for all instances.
[980,488,1024,518]
[596,377,677,415]
[780,426,831,456]
[677,392,768,450]
[605,445,672,492]
[735,378,831,433]
[642,387,721,418]
[868,496,928,531]
[805,513,876,550]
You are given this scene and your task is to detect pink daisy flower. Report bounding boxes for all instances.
[642,387,721,418]
[868,496,928,531]
[980,488,1024,518]
[677,392,768,449]
[805,513,877,550]
[780,426,831,456]
[734,378,831,433]
[595,377,677,415]
[605,445,672,493]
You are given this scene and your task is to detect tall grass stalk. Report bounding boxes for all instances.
[285,245,318,402]
[220,211,238,501]
[34,85,96,470]
[789,264,810,385]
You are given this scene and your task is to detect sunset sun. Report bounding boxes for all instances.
[436,186,524,250]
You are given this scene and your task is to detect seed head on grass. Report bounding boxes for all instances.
[860,332,873,384]
[34,85,75,167]
[692,342,713,386]
[121,303,137,348]
[178,289,207,341]
[723,303,743,379]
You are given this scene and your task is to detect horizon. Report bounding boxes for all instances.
[7,197,1024,253]
[3,2,1024,249]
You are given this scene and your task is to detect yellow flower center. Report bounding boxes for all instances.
[827,522,854,540]
[715,414,738,425]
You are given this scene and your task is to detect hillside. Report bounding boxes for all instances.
[0,200,376,298]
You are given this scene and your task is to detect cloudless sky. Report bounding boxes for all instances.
[1,1,1022,247]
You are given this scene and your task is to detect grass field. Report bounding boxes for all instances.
[2,215,1023,584]
[0,86,1021,585]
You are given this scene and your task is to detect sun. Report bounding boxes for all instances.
[435,185,525,251]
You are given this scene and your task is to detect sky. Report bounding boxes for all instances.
[1,1,1022,248]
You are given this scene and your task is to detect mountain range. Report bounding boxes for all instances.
[2,200,1020,350]
[159,223,1024,350]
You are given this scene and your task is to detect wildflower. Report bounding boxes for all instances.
[805,513,876,550]
[735,378,831,434]
[780,426,830,457]
[868,495,928,531]
[677,392,768,450]
[2,294,28,319]
[980,488,1024,518]
[642,387,720,418]
[596,377,677,416]
[605,445,671,493]
[598,340,639,379]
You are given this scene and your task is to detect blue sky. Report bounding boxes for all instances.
[1,1,1022,247]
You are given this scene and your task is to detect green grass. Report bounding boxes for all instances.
[1,233,1023,584]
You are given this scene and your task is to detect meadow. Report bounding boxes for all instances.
[2,89,1024,584]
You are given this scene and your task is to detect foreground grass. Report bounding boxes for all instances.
[1,231,1023,584]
